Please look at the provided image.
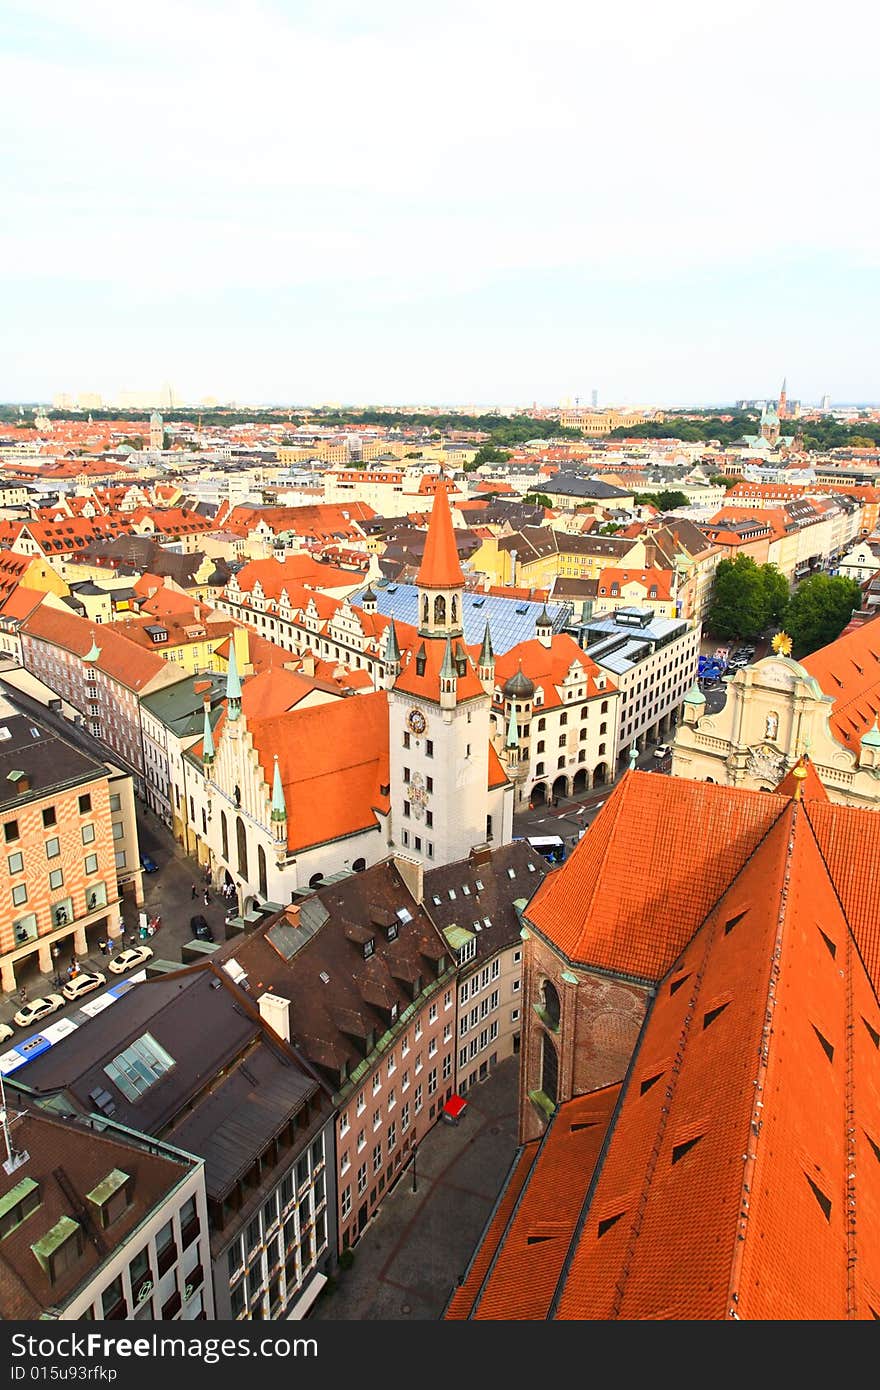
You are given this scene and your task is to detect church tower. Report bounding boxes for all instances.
[778,377,788,420]
[388,482,495,866]
[150,411,164,451]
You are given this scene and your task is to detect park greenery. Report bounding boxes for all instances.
[522,492,553,509]
[782,573,863,657]
[707,554,861,656]
[634,489,690,511]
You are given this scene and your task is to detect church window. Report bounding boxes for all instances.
[451,595,458,623]
[258,845,267,899]
[434,595,446,624]
[221,811,229,862]
[236,816,248,880]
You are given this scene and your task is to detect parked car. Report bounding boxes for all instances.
[0,1021,14,1044]
[61,970,106,1003]
[653,744,670,759]
[108,944,154,975]
[13,993,65,1029]
[190,914,215,942]
[140,853,159,873]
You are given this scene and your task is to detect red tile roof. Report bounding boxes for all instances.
[800,619,880,750]
[394,637,485,704]
[22,604,179,693]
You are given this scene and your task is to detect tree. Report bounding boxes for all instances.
[523,492,552,509]
[707,554,776,640]
[633,489,689,510]
[782,574,862,657]
[470,444,512,467]
[759,563,789,626]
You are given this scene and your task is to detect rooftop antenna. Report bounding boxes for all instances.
[0,1070,29,1176]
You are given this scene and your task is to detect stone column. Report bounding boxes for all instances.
[38,941,53,975]
[73,926,87,956]
[1,957,16,993]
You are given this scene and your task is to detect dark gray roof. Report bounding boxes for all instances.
[423,841,549,965]
[0,712,106,809]
[547,475,631,499]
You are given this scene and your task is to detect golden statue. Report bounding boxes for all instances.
[771,632,793,657]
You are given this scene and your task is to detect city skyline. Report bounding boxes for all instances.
[3,0,878,404]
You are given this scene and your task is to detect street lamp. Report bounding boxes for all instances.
[411,1141,418,1194]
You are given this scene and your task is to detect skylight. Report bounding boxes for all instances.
[104,1033,175,1102]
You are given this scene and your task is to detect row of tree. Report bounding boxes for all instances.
[609,411,880,451]
[706,554,861,657]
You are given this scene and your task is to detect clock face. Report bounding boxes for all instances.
[407,707,427,735]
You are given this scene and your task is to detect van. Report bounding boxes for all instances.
[526,835,565,864]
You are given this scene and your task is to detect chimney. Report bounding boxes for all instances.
[286,904,301,929]
[393,854,423,905]
[258,991,291,1043]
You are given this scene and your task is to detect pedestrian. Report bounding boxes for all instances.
[203,889,210,906]
[98,940,108,955]
[191,884,197,900]
[18,984,27,1004]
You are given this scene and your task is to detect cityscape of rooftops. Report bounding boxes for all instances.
[0,0,876,1344]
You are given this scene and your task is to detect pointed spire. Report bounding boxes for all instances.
[440,635,456,680]
[271,754,287,821]
[536,604,552,628]
[629,742,639,770]
[416,482,464,590]
[225,636,242,717]
[202,702,215,764]
[383,618,401,664]
[478,620,494,668]
[506,701,519,748]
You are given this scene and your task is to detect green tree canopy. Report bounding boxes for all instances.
[634,489,690,511]
[782,574,862,657]
[707,554,790,640]
[470,444,512,467]
[522,492,552,509]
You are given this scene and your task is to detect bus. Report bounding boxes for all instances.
[523,835,566,864]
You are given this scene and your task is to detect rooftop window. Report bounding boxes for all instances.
[104,1032,175,1102]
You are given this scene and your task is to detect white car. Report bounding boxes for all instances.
[13,993,65,1029]
[0,1022,13,1044]
[61,970,106,1003]
[108,945,153,975]
[653,744,670,759]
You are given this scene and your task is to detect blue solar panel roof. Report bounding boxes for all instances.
[350,583,571,653]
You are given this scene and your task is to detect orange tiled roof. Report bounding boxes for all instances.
[492,635,614,711]
[394,636,485,703]
[416,485,465,590]
[487,742,509,790]
[247,691,390,852]
[22,604,178,693]
[444,1145,538,1319]
[775,754,829,802]
[525,772,787,978]
[800,619,880,750]
[461,778,880,1320]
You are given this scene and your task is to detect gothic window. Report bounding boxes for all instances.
[433,595,446,625]
[422,595,429,625]
[258,844,267,899]
[451,595,458,623]
[236,816,248,880]
[221,811,229,862]
[542,980,560,1029]
[541,1032,558,1108]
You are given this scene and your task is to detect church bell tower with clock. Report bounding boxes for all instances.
[388,482,494,867]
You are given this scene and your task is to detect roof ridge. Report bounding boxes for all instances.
[802,802,880,1006]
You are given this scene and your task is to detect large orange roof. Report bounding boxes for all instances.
[492,635,614,711]
[247,690,390,852]
[800,618,880,750]
[22,604,179,693]
[416,484,465,590]
[455,779,880,1320]
[394,637,485,704]
[525,772,786,979]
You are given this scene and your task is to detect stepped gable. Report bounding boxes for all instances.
[524,772,787,980]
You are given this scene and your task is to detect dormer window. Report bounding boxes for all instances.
[363,938,375,960]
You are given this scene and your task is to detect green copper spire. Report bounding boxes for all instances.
[506,702,519,747]
[440,635,456,680]
[202,703,215,764]
[271,754,287,820]
[478,620,494,668]
[629,741,639,770]
[383,619,401,664]
[225,637,242,717]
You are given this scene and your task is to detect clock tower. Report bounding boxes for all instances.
[389,482,499,866]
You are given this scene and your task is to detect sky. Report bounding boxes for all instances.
[3,0,878,408]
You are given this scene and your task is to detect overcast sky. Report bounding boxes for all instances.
[3,0,878,407]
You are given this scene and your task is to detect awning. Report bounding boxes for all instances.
[286,1270,327,1321]
[443,1093,467,1120]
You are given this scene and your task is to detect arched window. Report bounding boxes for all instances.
[258,844,267,899]
[451,595,458,623]
[536,740,545,753]
[434,594,446,624]
[560,712,568,726]
[422,595,429,625]
[309,872,324,889]
[542,980,560,1029]
[535,761,545,776]
[557,755,566,769]
[236,816,248,880]
[221,811,228,862]
[352,858,366,872]
[581,706,589,719]
[537,717,546,731]
[541,1032,558,1108]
